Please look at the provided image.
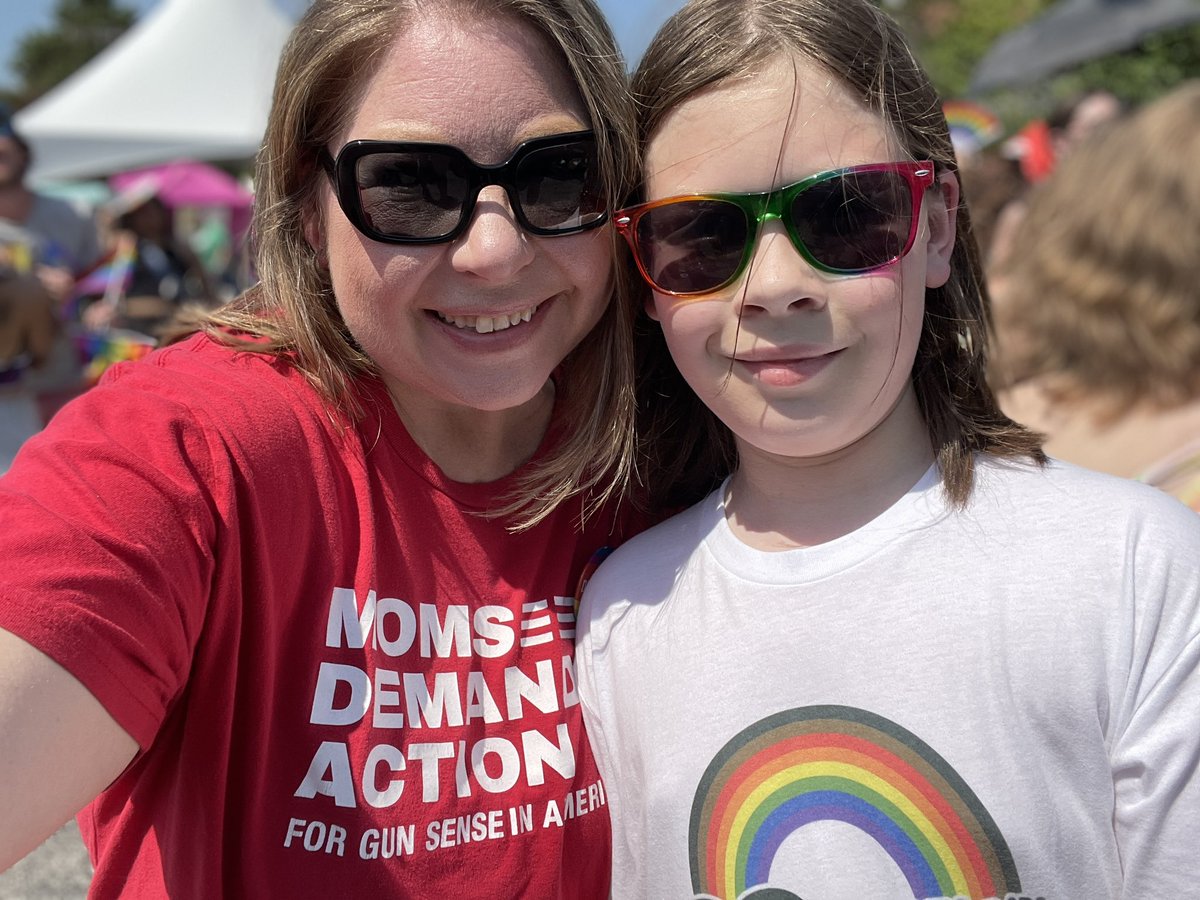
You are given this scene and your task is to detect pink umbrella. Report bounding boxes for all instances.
[108,158,254,239]
[109,159,252,210]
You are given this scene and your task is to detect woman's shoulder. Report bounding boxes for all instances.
[49,331,362,464]
[7,332,378,526]
[98,331,316,410]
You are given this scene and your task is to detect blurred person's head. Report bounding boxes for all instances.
[957,148,1027,268]
[1049,89,1125,159]
[0,107,32,190]
[992,81,1200,419]
[116,194,173,242]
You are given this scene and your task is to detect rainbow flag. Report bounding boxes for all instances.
[68,236,138,316]
[943,100,1003,156]
[71,327,157,385]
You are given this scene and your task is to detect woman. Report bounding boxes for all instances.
[0,0,638,896]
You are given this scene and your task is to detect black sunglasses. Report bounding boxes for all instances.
[320,130,607,244]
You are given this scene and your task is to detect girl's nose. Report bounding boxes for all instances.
[738,222,827,313]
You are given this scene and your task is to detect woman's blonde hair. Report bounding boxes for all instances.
[191,0,639,528]
[627,0,1043,511]
[992,81,1200,420]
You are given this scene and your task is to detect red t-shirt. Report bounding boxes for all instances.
[0,334,637,898]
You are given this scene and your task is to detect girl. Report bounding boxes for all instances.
[0,0,639,895]
[576,1,1200,898]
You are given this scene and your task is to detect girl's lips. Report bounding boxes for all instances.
[735,350,840,387]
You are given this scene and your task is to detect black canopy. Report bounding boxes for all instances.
[969,0,1200,93]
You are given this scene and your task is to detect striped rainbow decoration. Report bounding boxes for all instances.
[688,706,1020,899]
[943,99,1003,155]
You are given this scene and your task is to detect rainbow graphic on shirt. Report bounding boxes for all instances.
[688,706,1021,899]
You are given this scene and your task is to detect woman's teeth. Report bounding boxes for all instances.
[437,306,536,334]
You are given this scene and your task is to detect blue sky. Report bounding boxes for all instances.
[0,0,686,93]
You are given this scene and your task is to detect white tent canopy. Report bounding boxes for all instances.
[14,0,298,182]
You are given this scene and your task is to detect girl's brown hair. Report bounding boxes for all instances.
[629,0,1044,511]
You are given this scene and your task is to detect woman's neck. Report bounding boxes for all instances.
[384,379,556,483]
[724,387,934,550]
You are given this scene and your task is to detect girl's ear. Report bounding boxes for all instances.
[644,292,661,322]
[924,170,959,289]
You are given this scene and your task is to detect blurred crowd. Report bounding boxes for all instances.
[0,107,251,472]
[959,80,1200,510]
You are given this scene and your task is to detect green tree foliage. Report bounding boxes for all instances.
[882,1,1200,131]
[973,23,1200,130]
[10,0,136,107]
[1056,23,1200,107]
[883,0,1056,98]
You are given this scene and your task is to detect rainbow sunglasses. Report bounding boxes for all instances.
[615,161,935,297]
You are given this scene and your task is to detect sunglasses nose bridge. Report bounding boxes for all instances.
[741,191,833,295]
[463,182,527,237]
[467,157,528,227]
[759,209,784,230]
[453,169,534,260]
[749,190,788,244]
[752,194,793,255]
[759,187,828,275]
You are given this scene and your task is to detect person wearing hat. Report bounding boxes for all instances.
[82,180,217,336]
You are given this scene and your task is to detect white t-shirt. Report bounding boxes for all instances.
[577,457,1200,900]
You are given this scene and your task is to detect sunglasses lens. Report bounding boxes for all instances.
[634,199,749,294]
[791,170,914,272]
[515,139,605,233]
[355,151,470,240]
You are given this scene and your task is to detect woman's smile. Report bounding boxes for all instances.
[433,301,542,334]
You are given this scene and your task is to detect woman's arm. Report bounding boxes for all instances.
[0,628,138,872]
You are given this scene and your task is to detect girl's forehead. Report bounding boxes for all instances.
[645,56,893,194]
